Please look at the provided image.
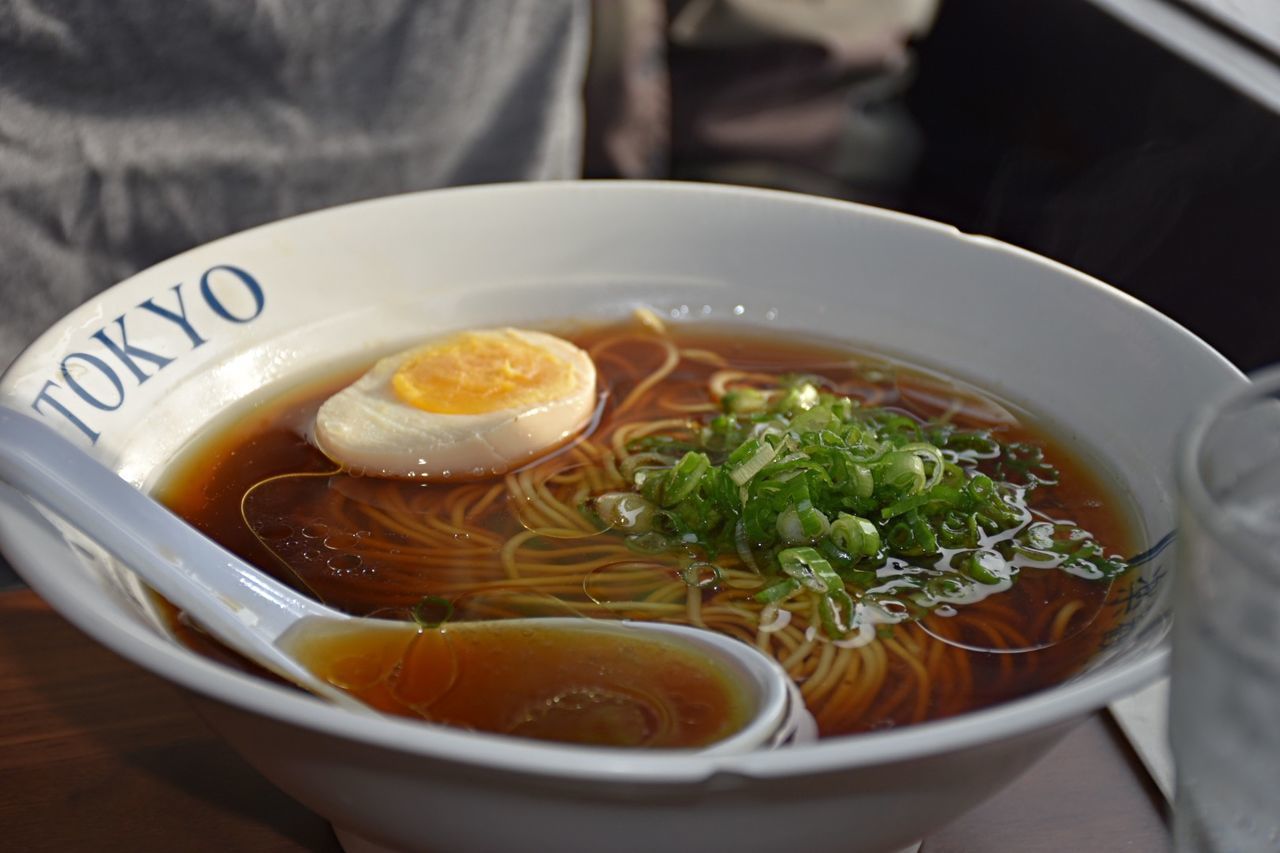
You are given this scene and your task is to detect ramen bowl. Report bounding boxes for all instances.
[0,182,1240,853]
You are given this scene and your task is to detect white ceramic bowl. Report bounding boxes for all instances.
[0,182,1242,853]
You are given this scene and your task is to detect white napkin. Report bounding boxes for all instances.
[1109,677,1175,801]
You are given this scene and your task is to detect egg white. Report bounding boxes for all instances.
[313,329,597,479]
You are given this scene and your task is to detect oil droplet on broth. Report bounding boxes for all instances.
[289,620,752,749]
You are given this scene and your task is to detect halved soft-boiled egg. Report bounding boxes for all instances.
[314,328,596,479]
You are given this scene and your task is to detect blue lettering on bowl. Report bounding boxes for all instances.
[29,265,266,443]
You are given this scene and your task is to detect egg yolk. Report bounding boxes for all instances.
[391,330,579,415]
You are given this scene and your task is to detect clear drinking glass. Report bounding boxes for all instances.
[1172,366,1280,851]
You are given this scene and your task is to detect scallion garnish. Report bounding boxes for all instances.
[411,595,453,629]
[597,376,1126,640]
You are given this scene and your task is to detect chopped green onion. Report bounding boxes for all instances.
[967,473,996,502]
[877,450,927,495]
[592,492,657,531]
[411,595,453,629]
[789,404,836,434]
[885,511,939,557]
[963,549,1010,585]
[898,443,946,490]
[879,492,934,520]
[733,517,761,572]
[776,504,830,543]
[722,388,767,414]
[778,546,839,593]
[818,587,858,638]
[681,562,722,588]
[830,513,880,557]
[662,451,710,506]
[850,463,875,499]
[625,531,673,554]
[1021,521,1057,551]
[755,577,801,603]
[937,511,980,549]
[728,438,781,486]
[565,366,1118,643]
[777,383,821,413]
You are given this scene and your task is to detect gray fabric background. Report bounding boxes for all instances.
[0,0,588,372]
[0,0,586,588]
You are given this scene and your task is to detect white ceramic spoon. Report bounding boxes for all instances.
[0,408,813,753]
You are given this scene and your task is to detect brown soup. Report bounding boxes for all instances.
[282,619,751,748]
[156,322,1137,740]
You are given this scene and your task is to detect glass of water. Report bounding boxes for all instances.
[1172,366,1280,851]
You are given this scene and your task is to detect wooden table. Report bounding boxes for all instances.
[0,588,1170,852]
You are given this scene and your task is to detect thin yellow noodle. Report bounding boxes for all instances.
[884,636,933,723]
[501,530,542,578]
[821,649,858,710]
[820,646,883,730]
[798,643,840,703]
[656,396,718,414]
[600,452,625,489]
[757,619,805,659]
[854,644,890,717]
[454,574,595,591]
[952,608,1032,651]
[707,369,781,400]
[516,528,601,543]
[543,468,583,486]
[780,636,817,671]
[900,626,925,656]
[515,491,580,537]
[679,348,729,367]
[924,627,948,671]
[587,601,686,615]
[519,469,588,531]
[441,492,468,528]
[507,484,557,532]
[609,418,692,460]
[573,440,605,461]
[644,583,685,606]
[963,601,1026,627]
[1050,599,1087,643]
[685,587,706,628]
[577,458,606,493]
[614,338,680,416]
[422,514,504,547]
[467,483,505,519]
[873,669,917,724]
[587,333,655,358]
[357,506,461,548]
[517,540,641,560]
[706,620,757,646]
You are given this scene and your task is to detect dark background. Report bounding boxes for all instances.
[903,0,1279,372]
[661,0,1279,373]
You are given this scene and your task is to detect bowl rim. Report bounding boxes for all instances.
[0,179,1242,784]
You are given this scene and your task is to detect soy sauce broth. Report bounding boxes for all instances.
[283,619,752,748]
[155,322,1140,738]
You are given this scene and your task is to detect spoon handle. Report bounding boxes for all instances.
[0,408,345,689]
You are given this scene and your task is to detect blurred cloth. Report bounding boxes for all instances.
[669,0,937,57]
[0,0,588,372]
[584,0,670,179]
[585,0,937,202]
